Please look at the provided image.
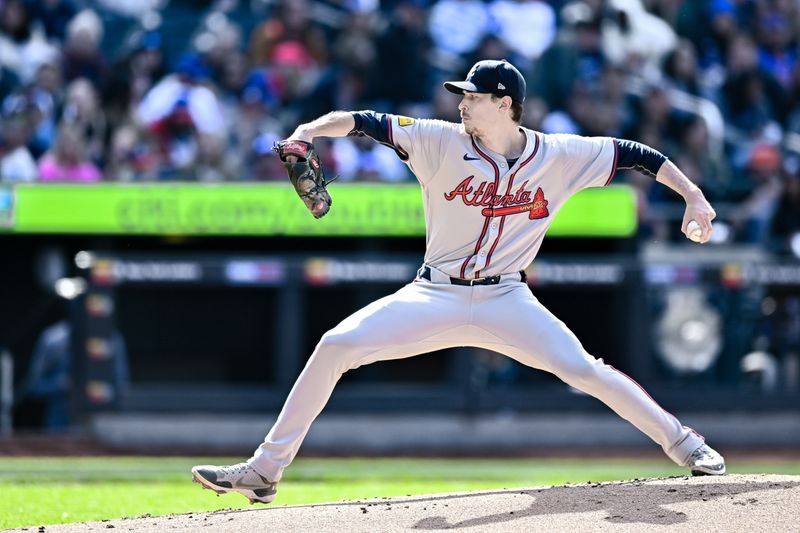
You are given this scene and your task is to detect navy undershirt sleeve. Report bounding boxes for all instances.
[614,139,667,177]
[349,111,393,147]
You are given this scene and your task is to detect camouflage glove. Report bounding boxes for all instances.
[273,139,335,219]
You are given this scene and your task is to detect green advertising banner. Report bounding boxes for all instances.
[6,183,636,237]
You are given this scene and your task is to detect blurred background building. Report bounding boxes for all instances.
[0,0,798,451]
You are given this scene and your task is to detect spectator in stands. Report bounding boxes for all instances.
[0,0,35,79]
[238,68,280,119]
[373,1,431,109]
[203,15,247,95]
[663,39,702,96]
[137,53,226,179]
[102,31,169,145]
[487,0,556,70]
[472,34,515,65]
[0,96,37,182]
[27,0,79,43]
[672,116,730,203]
[722,68,782,169]
[552,64,626,138]
[532,7,606,112]
[26,62,62,158]
[428,0,490,62]
[601,0,677,79]
[62,9,107,88]
[37,123,102,182]
[695,0,745,73]
[144,96,200,179]
[755,9,797,92]
[105,124,160,182]
[61,78,106,164]
[1,79,59,162]
[299,13,376,123]
[626,83,681,155]
[729,144,785,243]
[671,0,712,63]
[0,0,59,84]
[132,31,169,100]
[217,49,249,107]
[207,21,252,179]
[594,63,629,134]
[726,33,762,79]
[248,0,328,67]
[226,69,284,180]
[268,39,321,116]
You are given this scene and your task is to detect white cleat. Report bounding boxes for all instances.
[191,462,278,504]
[686,444,726,476]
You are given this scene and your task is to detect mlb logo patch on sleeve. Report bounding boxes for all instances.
[398,116,415,126]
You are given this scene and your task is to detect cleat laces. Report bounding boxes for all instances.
[219,463,250,475]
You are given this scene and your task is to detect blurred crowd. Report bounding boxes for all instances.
[0,0,799,247]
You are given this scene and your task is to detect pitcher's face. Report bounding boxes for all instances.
[458,92,500,136]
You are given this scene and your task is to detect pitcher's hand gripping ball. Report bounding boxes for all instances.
[686,220,703,242]
[273,140,335,218]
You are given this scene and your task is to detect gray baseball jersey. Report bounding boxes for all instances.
[385,116,618,278]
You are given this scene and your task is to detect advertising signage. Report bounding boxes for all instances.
[5,183,636,237]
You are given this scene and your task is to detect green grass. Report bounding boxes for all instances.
[1,456,798,529]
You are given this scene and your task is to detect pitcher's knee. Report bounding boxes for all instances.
[312,329,372,373]
[557,355,607,389]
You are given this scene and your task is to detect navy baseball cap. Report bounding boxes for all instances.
[444,60,526,104]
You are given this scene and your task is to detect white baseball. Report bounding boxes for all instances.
[686,220,703,242]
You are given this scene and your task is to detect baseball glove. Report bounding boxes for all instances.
[273,139,334,219]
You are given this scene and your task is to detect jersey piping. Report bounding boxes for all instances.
[604,139,619,186]
[460,136,501,279]
[480,133,541,276]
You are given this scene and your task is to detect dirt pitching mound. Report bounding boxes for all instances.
[21,474,800,532]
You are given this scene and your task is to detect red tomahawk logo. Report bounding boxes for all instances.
[481,187,549,219]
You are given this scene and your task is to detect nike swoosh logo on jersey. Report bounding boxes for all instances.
[463,154,480,161]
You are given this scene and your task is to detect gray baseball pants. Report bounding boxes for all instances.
[249,267,704,481]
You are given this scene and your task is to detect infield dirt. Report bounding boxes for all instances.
[13,474,799,532]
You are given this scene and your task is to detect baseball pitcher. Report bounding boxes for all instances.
[192,60,724,504]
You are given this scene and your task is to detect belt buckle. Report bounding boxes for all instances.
[469,277,486,286]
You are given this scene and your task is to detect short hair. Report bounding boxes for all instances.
[510,101,523,124]
[491,94,524,124]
